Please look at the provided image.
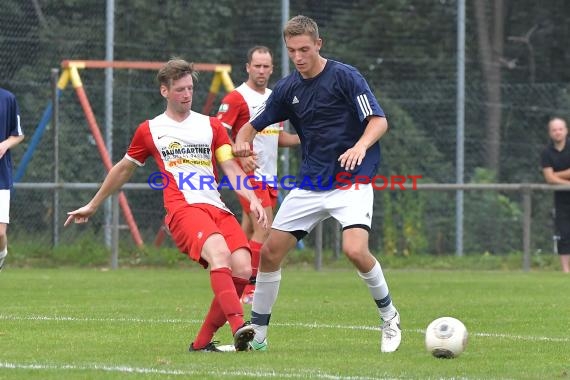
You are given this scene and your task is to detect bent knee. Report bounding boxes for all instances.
[232,266,252,279]
[207,249,232,269]
[260,244,284,268]
[229,248,253,279]
[342,243,368,260]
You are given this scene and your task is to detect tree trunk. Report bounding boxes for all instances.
[474,0,504,176]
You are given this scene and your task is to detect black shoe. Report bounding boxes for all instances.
[189,341,223,352]
[233,322,255,351]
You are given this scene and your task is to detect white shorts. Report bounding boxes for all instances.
[0,190,10,224]
[272,183,374,234]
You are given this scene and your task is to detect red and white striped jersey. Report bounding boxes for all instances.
[125,112,232,215]
[217,83,282,178]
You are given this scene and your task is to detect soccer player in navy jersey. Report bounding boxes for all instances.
[0,87,25,271]
[233,15,402,352]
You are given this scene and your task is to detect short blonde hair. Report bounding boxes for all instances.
[283,15,319,41]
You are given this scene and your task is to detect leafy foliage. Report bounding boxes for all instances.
[2,0,570,257]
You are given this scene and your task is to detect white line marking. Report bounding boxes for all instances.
[1,314,567,343]
[0,361,399,380]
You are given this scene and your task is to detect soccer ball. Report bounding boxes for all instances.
[425,317,468,358]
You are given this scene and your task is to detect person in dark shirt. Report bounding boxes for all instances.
[0,87,25,271]
[233,15,401,352]
[541,117,570,273]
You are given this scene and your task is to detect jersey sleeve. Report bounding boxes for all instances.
[125,121,153,166]
[9,94,23,137]
[210,117,232,149]
[216,91,249,140]
[210,117,234,163]
[341,67,385,122]
[540,147,553,168]
[250,86,288,132]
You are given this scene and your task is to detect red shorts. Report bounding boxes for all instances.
[238,180,278,213]
[165,204,249,268]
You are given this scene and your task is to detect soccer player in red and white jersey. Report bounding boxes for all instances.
[217,46,299,304]
[65,59,267,352]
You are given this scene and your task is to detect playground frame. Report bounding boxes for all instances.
[15,60,235,248]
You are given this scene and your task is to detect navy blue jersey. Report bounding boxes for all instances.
[251,59,385,191]
[0,88,23,189]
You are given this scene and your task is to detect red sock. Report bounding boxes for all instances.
[209,268,244,333]
[249,240,263,280]
[233,276,249,298]
[193,276,250,348]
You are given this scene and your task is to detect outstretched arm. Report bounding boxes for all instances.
[64,157,138,226]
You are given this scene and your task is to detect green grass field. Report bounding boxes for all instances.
[0,267,568,379]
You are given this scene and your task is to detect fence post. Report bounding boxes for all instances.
[333,220,341,259]
[51,68,60,247]
[110,193,119,269]
[522,185,532,272]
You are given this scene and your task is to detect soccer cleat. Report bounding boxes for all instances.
[240,284,255,304]
[233,322,255,351]
[248,338,268,351]
[189,341,223,352]
[381,311,402,353]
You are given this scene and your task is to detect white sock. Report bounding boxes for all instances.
[0,247,7,259]
[251,269,281,342]
[358,259,397,320]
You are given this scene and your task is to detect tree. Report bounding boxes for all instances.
[473,0,505,175]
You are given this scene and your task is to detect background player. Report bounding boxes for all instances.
[0,87,25,271]
[217,46,299,303]
[65,59,267,351]
[541,117,570,273]
[233,15,402,353]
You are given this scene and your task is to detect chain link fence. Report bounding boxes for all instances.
[2,0,569,263]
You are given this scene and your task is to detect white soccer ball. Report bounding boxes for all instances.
[425,317,468,358]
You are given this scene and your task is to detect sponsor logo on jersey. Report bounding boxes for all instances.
[218,103,229,113]
[160,141,212,167]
